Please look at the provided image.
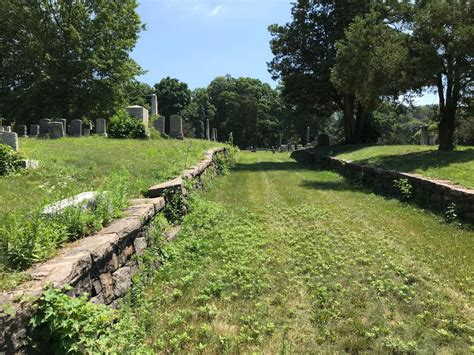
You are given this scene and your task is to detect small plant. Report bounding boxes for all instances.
[0,144,25,176]
[30,287,115,353]
[393,178,413,201]
[445,203,458,224]
[108,110,150,139]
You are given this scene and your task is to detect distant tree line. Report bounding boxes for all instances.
[268,0,473,151]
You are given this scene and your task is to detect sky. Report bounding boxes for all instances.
[131,0,438,106]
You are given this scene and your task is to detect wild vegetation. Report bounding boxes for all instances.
[30,151,473,353]
[0,137,219,289]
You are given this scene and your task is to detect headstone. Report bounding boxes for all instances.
[83,128,91,137]
[2,131,19,151]
[96,119,107,136]
[126,105,149,126]
[71,119,83,137]
[420,126,429,145]
[3,126,11,132]
[317,133,330,147]
[58,119,67,135]
[152,116,165,133]
[169,114,184,139]
[39,119,50,138]
[206,119,210,141]
[213,128,218,142]
[429,135,437,145]
[150,94,158,116]
[306,126,310,145]
[30,125,40,137]
[211,128,215,141]
[48,122,65,139]
[17,125,28,137]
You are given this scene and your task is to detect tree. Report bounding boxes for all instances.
[154,77,191,118]
[124,80,154,109]
[0,0,144,125]
[330,11,410,140]
[411,1,473,151]
[183,88,216,138]
[268,0,374,144]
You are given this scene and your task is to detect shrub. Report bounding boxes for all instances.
[108,110,149,139]
[30,287,115,353]
[393,178,413,201]
[0,144,25,176]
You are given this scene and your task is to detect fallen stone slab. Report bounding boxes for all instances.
[41,191,101,215]
[147,176,183,198]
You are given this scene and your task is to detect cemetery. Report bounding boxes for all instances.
[0,0,472,353]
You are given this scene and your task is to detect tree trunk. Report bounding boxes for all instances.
[355,103,365,143]
[343,94,356,144]
[438,106,456,151]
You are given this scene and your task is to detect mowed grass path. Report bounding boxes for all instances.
[318,145,474,189]
[0,137,220,217]
[120,152,473,353]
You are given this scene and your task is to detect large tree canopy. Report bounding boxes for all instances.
[0,0,144,125]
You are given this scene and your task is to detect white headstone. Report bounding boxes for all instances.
[2,131,19,151]
[126,105,149,126]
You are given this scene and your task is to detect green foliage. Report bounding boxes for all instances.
[393,178,413,201]
[183,88,216,139]
[108,110,149,139]
[445,203,458,224]
[0,144,25,176]
[154,77,191,118]
[30,287,115,354]
[1,173,128,270]
[162,189,187,225]
[0,0,144,125]
[124,80,154,109]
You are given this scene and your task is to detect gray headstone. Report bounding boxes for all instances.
[420,126,429,145]
[306,126,310,144]
[169,114,184,139]
[58,119,67,136]
[17,125,28,137]
[96,119,107,136]
[30,125,40,137]
[83,128,91,137]
[3,126,11,132]
[317,134,330,147]
[48,122,65,139]
[2,131,19,151]
[150,94,158,116]
[206,119,210,141]
[213,128,218,142]
[429,135,437,145]
[152,116,165,133]
[71,119,83,137]
[211,128,215,141]
[39,119,50,138]
[126,105,149,126]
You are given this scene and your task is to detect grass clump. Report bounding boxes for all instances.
[0,143,25,176]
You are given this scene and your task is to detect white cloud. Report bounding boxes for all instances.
[209,5,222,16]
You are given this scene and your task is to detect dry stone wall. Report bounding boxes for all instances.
[291,148,474,223]
[0,147,227,353]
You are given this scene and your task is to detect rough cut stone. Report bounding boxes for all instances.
[71,119,83,137]
[147,176,183,198]
[96,118,107,136]
[169,114,184,139]
[133,237,147,254]
[126,105,149,126]
[113,267,132,298]
[48,122,65,139]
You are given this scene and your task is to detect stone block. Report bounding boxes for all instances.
[169,114,184,139]
[39,119,50,138]
[153,116,165,133]
[1,131,19,151]
[96,118,107,136]
[126,105,149,126]
[17,125,27,137]
[133,237,147,254]
[113,266,132,298]
[70,119,82,137]
[30,125,39,137]
[48,122,64,139]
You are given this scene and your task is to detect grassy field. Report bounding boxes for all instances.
[316,145,474,189]
[105,151,474,353]
[0,137,220,288]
